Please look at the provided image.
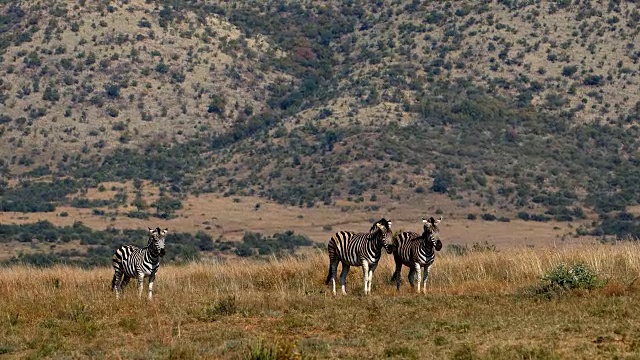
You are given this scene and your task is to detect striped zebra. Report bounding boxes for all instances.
[391,217,443,293]
[325,218,393,295]
[111,227,168,299]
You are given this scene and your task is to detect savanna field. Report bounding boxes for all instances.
[3,244,640,360]
[4,1,640,359]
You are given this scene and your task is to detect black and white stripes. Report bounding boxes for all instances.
[111,227,168,299]
[391,217,443,293]
[325,218,393,295]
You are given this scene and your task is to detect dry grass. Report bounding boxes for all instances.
[2,244,640,359]
[0,189,588,249]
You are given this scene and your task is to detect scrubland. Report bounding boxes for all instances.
[2,244,640,359]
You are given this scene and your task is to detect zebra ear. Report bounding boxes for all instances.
[422,217,428,224]
[435,216,442,225]
[162,228,169,235]
[148,227,154,233]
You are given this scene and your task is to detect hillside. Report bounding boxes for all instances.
[1,0,640,262]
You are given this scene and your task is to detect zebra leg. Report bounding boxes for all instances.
[422,265,430,294]
[137,273,145,299]
[407,267,416,289]
[326,259,339,296]
[367,262,378,294]
[415,264,422,293]
[111,268,124,299]
[391,254,403,292]
[362,261,370,295]
[148,273,155,300]
[339,264,350,295]
[121,275,131,289]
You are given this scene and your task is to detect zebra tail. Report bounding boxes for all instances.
[325,263,333,285]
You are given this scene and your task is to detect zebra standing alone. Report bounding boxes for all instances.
[111,227,168,299]
[391,217,443,293]
[325,218,393,295]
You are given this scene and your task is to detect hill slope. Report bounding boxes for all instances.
[1,0,640,243]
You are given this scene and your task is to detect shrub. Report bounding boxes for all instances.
[530,263,603,298]
[542,263,601,290]
[583,75,603,86]
[106,107,119,118]
[446,244,468,256]
[155,60,169,74]
[471,241,497,253]
[430,170,454,194]
[561,65,578,77]
[208,94,226,114]
[205,295,237,318]
[104,84,120,98]
[126,211,149,219]
[112,121,126,131]
[42,86,60,102]
[481,213,497,221]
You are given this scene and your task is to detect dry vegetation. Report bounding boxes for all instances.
[2,0,640,235]
[0,0,283,169]
[2,244,640,359]
[2,3,640,357]
[0,188,596,264]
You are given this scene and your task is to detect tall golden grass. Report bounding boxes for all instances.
[1,244,640,359]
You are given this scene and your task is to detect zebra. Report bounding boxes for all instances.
[111,227,168,299]
[325,218,394,295]
[391,216,443,293]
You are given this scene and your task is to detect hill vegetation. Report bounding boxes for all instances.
[1,0,640,255]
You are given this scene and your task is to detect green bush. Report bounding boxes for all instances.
[543,263,601,290]
[531,263,603,298]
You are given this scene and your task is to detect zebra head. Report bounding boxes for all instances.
[370,218,394,254]
[422,217,443,251]
[148,227,168,257]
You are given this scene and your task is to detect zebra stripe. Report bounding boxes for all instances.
[325,218,393,295]
[391,217,442,293]
[111,227,168,299]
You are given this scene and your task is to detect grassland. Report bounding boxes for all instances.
[2,244,640,359]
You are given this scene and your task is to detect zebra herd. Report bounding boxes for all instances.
[110,218,443,298]
[325,217,443,295]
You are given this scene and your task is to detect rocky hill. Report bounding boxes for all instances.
[1,0,640,243]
